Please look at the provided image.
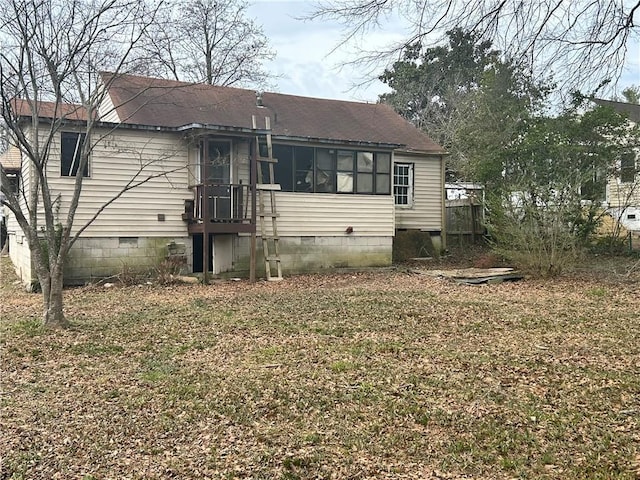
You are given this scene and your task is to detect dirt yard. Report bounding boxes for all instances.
[1,255,639,479]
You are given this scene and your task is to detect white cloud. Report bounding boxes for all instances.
[249,0,640,101]
[248,0,400,101]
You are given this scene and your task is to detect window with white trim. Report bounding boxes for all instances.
[393,163,413,206]
[61,132,89,177]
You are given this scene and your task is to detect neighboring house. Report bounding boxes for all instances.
[2,73,445,285]
[0,147,21,251]
[591,98,640,232]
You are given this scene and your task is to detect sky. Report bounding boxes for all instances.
[246,0,404,102]
[247,0,640,103]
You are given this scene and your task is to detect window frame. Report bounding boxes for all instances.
[60,131,89,177]
[620,151,636,184]
[393,162,414,207]
[271,144,393,195]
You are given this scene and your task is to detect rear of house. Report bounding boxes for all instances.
[2,73,445,286]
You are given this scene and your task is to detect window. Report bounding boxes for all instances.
[6,173,20,194]
[581,166,606,201]
[270,144,392,195]
[375,153,391,194]
[206,140,231,183]
[356,152,373,193]
[394,163,413,206]
[337,150,354,192]
[294,146,314,192]
[272,144,294,191]
[61,132,89,177]
[621,151,636,183]
[315,149,336,192]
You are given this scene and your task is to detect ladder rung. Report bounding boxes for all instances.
[257,183,281,191]
[267,277,283,282]
[257,156,278,163]
[261,235,280,240]
[265,256,281,262]
[258,212,279,218]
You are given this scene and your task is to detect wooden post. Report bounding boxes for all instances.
[470,196,476,245]
[202,140,209,284]
[440,154,447,251]
[249,116,257,282]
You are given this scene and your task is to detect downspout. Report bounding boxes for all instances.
[441,154,447,251]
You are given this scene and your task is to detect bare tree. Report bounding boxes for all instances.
[135,0,275,87]
[308,0,640,94]
[0,0,183,327]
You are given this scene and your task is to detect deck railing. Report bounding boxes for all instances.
[184,183,253,224]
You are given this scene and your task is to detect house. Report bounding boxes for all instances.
[2,73,445,285]
[591,98,640,232]
[0,147,21,251]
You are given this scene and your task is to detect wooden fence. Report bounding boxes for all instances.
[446,199,485,245]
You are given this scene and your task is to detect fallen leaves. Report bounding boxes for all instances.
[1,257,639,479]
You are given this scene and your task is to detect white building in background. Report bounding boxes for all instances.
[592,98,640,232]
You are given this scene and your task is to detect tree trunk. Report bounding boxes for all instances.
[41,265,69,328]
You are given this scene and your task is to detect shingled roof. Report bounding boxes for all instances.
[11,98,88,121]
[592,98,640,123]
[102,73,443,153]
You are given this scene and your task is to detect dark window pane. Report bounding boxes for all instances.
[337,150,354,171]
[207,141,231,183]
[357,173,373,193]
[316,149,335,192]
[357,152,374,172]
[294,146,314,192]
[621,151,636,183]
[61,132,88,177]
[376,174,390,194]
[317,149,333,170]
[377,153,391,173]
[272,144,294,191]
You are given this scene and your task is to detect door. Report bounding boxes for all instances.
[206,140,232,220]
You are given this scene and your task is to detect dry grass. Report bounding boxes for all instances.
[1,255,639,479]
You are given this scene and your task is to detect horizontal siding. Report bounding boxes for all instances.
[395,153,443,231]
[44,128,191,237]
[6,148,29,235]
[235,141,251,184]
[98,93,120,123]
[608,178,640,208]
[259,192,394,237]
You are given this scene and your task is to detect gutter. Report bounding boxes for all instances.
[177,123,405,150]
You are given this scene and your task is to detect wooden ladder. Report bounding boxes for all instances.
[253,115,283,281]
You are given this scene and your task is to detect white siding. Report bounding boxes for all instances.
[259,192,394,237]
[97,93,120,123]
[5,147,30,236]
[235,140,251,184]
[608,177,640,209]
[394,153,444,231]
[44,128,191,237]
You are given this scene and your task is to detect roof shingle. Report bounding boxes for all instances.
[12,98,88,121]
[592,98,640,123]
[102,73,443,153]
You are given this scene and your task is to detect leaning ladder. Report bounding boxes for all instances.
[252,115,283,281]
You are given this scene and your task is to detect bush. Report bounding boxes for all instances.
[486,197,585,276]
